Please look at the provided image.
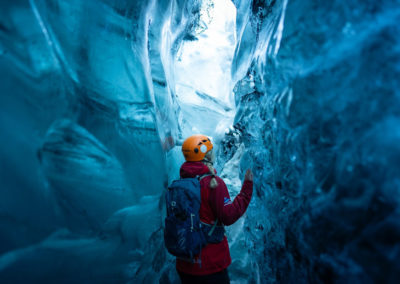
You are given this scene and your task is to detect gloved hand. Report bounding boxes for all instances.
[244,169,253,182]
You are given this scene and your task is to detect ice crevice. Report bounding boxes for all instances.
[1,0,400,283]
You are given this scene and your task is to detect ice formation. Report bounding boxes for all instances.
[1,0,400,283]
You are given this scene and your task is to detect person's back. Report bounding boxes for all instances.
[175,134,253,284]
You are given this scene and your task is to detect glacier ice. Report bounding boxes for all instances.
[0,0,199,282]
[175,0,237,139]
[222,0,400,283]
[1,0,400,283]
[39,119,134,232]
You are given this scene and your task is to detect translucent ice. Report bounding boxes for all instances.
[0,0,201,282]
[174,0,237,139]
[1,0,400,283]
[221,0,400,282]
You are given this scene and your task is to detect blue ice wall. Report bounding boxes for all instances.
[0,0,201,282]
[221,0,400,282]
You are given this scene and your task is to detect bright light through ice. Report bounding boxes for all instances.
[175,0,237,139]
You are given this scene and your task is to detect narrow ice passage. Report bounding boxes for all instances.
[174,0,236,139]
[1,0,400,283]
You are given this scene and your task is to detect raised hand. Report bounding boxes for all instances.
[244,169,253,182]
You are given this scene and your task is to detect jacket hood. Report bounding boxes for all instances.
[180,161,213,178]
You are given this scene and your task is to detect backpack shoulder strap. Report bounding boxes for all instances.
[197,174,222,229]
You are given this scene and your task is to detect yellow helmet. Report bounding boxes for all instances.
[182,134,213,162]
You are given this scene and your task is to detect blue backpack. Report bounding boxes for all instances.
[164,175,225,260]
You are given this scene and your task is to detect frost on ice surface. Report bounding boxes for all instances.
[1,0,400,283]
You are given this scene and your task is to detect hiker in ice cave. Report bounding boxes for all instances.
[164,134,253,284]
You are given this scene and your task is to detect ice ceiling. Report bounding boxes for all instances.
[1,0,400,283]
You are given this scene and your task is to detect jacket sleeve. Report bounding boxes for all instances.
[210,177,253,226]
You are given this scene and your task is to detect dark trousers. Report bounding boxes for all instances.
[178,269,230,284]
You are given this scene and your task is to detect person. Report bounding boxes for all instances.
[177,134,253,284]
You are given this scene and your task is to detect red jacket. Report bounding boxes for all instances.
[176,161,253,275]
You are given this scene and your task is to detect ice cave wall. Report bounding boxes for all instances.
[0,0,203,282]
[223,0,400,282]
[1,0,400,283]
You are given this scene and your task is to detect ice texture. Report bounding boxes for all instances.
[0,0,201,282]
[175,0,237,138]
[1,0,400,283]
[219,0,400,282]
